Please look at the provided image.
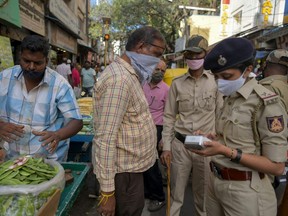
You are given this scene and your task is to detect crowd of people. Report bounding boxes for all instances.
[54,57,106,98]
[0,26,288,216]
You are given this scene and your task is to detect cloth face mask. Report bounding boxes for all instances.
[217,73,246,96]
[151,70,164,84]
[126,51,160,85]
[186,59,204,70]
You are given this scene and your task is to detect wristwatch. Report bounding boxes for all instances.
[231,148,242,163]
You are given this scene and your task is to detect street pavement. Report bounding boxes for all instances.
[68,164,286,216]
[68,164,196,216]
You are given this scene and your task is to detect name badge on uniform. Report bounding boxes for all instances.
[266,116,284,133]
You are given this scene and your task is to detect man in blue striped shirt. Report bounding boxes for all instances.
[0,35,83,161]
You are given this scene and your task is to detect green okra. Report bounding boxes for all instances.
[20,166,36,174]
[19,170,32,177]
[0,170,13,181]
[0,178,23,185]
[3,196,13,213]
[5,170,19,180]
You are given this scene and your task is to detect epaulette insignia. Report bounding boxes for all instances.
[259,92,278,105]
[254,84,279,105]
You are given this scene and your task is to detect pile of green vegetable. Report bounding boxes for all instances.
[0,156,59,216]
[0,156,58,185]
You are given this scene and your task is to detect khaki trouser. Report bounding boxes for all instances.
[207,172,277,216]
[278,172,288,216]
[170,138,210,216]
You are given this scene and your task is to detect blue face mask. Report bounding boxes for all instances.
[23,69,45,80]
[126,51,160,85]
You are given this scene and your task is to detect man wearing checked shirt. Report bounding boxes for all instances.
[0,35,83,162]
[93,26,166,216]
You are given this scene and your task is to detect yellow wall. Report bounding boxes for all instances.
[163,68,187,86]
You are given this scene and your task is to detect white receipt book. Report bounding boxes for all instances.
[184,135,211,150]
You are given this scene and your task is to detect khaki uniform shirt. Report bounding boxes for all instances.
[259,75,288,112]
[162,70,223,151]
[213,78,288,171]
[93,57,157,192]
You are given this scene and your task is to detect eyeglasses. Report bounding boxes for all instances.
[145,42,166,52]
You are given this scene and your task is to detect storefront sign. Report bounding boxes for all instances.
[262,0,273,26]
[19,0,45,36]
[49,0,79,35]
[220,0,230,36]
[0,36,14,72]
[284,0,288,24]
[0,0,21,27]
[50,23,77,54]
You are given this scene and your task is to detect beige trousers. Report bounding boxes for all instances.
[207,171,277,216]
[170,138,210,216]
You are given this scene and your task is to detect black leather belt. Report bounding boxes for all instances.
[175,132,186,143]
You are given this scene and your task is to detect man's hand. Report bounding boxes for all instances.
[158,139,164,152]
[0,121,24,142]
[32,130,61,153]
[160,150,172,167]
[97,191,116,216]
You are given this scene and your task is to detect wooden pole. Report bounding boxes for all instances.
[166,157,171,216]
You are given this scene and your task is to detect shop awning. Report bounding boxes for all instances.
[77,40,97,53]
[45,15,82,40]
[257,24,288,42]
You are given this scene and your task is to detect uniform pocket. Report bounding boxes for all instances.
[228,110,254,142]
[176,94,192,112]
[197,91,216,111]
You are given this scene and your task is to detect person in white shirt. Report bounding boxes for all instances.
[81,61,97,97]
[56,57,72,86]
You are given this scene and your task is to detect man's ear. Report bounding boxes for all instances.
[134,41,145,53]
[244,65,253,78]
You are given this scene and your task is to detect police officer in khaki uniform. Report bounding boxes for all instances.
[260,49,288,189]
[259,49,288,203]
[260,49,288,110]
[160,35,223,216]
[192,38,288,216]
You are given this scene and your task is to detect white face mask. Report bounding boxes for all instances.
[217,73,246,96]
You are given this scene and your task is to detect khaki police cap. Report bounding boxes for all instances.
[266,49,288,67]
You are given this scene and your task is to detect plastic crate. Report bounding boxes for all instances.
[68,134,93,162]
[56,162,90,216]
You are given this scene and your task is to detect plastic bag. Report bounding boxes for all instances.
[73,87,81,99]
[0,159,65,216]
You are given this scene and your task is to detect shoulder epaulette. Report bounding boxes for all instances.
[259,79,273,85]
[254,84,279,105]
[172,73,187,81]
[204,70,213,75]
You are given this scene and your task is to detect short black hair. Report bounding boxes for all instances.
[21,35,50,57]
[266,62,288,75]
[229,58,255,74]
[125,26,165,51]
